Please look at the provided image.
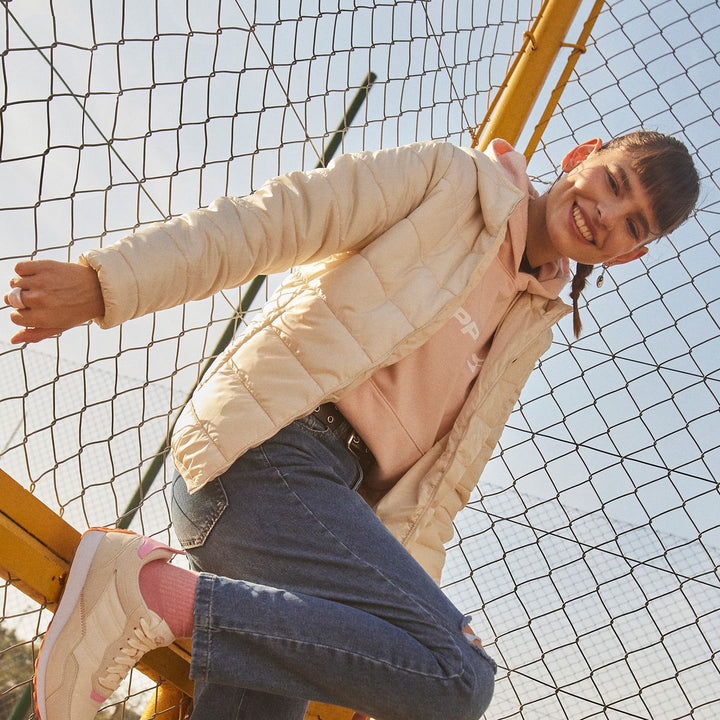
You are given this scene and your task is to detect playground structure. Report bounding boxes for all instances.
[1,1,718,718]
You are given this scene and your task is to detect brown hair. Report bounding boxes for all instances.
[569,130,700,338]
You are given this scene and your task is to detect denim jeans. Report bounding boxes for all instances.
[171,413,496,720]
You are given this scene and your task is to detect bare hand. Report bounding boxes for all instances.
[4,259,104,344]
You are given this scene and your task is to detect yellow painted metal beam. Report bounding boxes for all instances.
[473,0,586,151]
[3,6,606,719]
[523,0,606,160]
[0,467,194,696]
[0,467,357,717]
[305,702,364,719]
[140,683,193,720]
[0,511,72,607]
[137,688,360,720]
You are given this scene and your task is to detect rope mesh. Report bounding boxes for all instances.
[1,1,718,718]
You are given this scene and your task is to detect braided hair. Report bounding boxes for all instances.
[569,262,594,338]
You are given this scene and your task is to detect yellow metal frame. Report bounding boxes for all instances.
[0,467,355,716]
[472,0,605,156]
[523,0,607,160]
[0,3,606,718]
[0,467,194,696]
[0,467,78,607]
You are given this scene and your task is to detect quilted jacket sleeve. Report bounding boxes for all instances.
[80,141,465,328]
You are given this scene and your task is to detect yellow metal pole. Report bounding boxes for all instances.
[305,702,364,719]
[524,0,607,160]
[473,0,585,151]
[140,683,193,720]
[0,467,194,696]
[2,4,607,718]
[0,467,80,608]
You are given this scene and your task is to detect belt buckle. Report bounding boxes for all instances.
[346,431,362,457]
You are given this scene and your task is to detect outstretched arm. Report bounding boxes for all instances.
[5,259,104,344]
[79,141,460,328]
[7,141,465,339]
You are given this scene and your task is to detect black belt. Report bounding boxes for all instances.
[313,403,374,472]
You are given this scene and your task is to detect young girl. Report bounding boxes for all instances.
[7,131,698,720]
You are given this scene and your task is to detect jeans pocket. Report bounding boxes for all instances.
[171,473,229,550]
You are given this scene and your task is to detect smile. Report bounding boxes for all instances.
[572,204,594,244]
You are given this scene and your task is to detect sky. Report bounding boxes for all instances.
[0,1,718,718]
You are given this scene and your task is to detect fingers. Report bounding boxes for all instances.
[7,298,66,331]
[6,286,27,310]
[7,266,34,295]
[7,260,52,306]
[7,302,65,344]
[14,259,49,277]
[462,625,484,649]
[7,262,62,340]
[10,259,69,291]
[5,286,44,313]
[9,276,28,289]
[9,261,40,292]
[10,326,63,345]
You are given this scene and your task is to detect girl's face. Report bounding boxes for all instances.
[539,142,659,267]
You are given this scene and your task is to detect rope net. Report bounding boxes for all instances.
[0,1,718,718]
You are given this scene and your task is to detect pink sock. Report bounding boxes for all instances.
[138,560,198,639]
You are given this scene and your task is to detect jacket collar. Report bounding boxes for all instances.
[466,145,526,238]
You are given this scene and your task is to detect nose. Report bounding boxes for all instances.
[597,197,630,231]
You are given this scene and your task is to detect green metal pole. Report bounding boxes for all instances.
[319,72,377,167]
[117,274,266,529]
[7,684,32,720]
[117,72,376,528]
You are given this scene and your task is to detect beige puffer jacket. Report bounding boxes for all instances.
[81,140,570,581]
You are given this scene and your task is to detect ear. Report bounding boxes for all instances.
[606,245,649,267]
[561,138,603,173]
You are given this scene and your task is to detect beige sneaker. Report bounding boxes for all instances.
[34,528,181,720]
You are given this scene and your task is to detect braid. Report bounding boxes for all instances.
[569,262,594,338]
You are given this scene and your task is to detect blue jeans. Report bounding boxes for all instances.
[171,413,496,720]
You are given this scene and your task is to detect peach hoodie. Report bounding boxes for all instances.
[337,140,569,489]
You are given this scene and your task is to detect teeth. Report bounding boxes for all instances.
[572,205,593,243]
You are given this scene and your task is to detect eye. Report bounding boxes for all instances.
[606,170,619,194]
[627,219,640,240]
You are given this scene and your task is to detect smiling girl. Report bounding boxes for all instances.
[7,130,697,720]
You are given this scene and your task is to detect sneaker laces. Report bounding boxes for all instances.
[98,615,167,690]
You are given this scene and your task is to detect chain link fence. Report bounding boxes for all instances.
[1,1,718,718]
